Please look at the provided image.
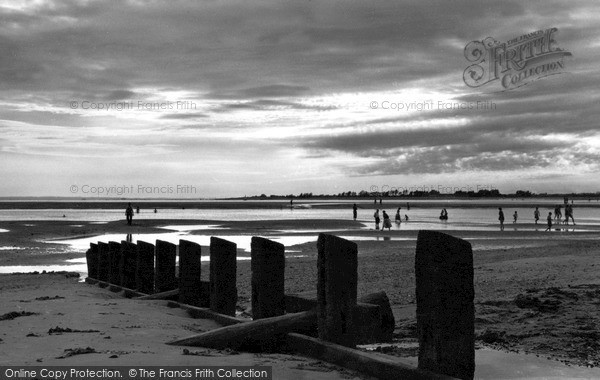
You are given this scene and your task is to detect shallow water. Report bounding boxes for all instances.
[0,250,309,279]
[2,201,598,278]
[48,231,320,253]
[1,204,599,229]
[159,224,227,231]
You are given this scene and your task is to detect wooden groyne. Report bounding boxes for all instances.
[85,231,474,380]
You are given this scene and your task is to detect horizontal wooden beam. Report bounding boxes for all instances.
[167,302,247,327]
[166,310,317,351]
[285,333,457,380]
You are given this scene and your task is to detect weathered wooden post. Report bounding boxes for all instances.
[97,242,110,282]
[155,240,177,293]
[178,240,202,306]
[209,237,237,316]
[316,233,358,348]
[415,230,475,380]
[120,241,138,290]
[86,243,99,280]
[136,241,155,294]
[108,241,121,285]
[251,237,285,319]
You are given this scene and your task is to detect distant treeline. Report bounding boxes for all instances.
[247,189,600,199]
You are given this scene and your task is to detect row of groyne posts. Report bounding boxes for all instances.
[85,231,474,380]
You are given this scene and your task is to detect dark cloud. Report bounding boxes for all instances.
[218,99,336,112]
[106,90,136,101]
[212,85,311,100]
[350,144,600,176]
[159,113,208,120]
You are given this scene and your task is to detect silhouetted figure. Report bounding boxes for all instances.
[407,202,410,210]
[126,233,132,243]
[136,206,140,214]
[534,207,540,224]
[353,203,358,220]
[404,214,409,221]
[564,204,576,225]
[545,212,553,231]
[126,203,133,226]
[379,198,382,205]
[513,211,518,223]
[154,208,157,213]
[439,208,448,221]
[395,207,401,224]
[290,199,293,207]
[382,211,392,231]
[498,207,505,231]
[374,209,380,230]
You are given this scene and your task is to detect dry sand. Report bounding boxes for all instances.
[0,273,372,380]
[1,217,600,377]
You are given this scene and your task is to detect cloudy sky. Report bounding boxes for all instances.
[1,0,599,198]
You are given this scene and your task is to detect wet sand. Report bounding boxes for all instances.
[1,217,600,375]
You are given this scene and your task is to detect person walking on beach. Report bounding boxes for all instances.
[395,207,401,224]
[125,203,134,226]
[353,203,358,220]
[374,209,380,230]
[554,205,562,224]
[382,210,392,231]
[513,211,518,223]
[564,203,576,225]
[534,207,540,224]
[498,207,505,231]
[545,212,553,231]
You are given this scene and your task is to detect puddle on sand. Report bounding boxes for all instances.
[159,225,227,232]
[48,232,319,253]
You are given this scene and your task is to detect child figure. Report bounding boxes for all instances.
[545,212,553,231]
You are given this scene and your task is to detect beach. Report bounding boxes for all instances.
[1,201,600,378]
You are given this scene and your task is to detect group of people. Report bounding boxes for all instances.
[551,204,576,225]
[372,207,409,230]
[499,204,576,231]
[364,203,578,232]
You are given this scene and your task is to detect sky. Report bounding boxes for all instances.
[1,0,599,198]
